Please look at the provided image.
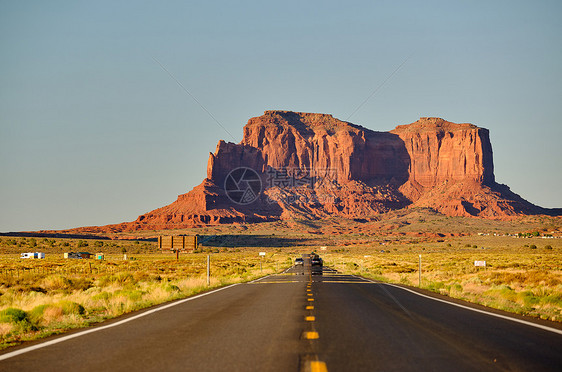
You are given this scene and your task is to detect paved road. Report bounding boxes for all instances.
[1,266,561,371]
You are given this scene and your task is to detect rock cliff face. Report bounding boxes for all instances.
[82,111,557,232]
[392,117,495,187]
[241,111,410,185]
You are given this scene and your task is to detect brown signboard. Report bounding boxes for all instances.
[158,235,198,252]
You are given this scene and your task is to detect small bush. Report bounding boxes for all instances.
[545,245,553,250]
[164,284,180,293]
[93,292,110,301]
[28,305,50,324]
[58,301,85,316]
[0,308,27,323]
[529,244,537,250]
[427,281,446,292]
[41,275,72,291]
[98,272,136,287]
[120,290,144,301]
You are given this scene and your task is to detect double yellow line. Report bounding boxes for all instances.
[301,280,327,372]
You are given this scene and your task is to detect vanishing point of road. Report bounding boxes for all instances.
[1,266,561,371]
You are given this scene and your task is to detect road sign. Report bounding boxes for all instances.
[474,260,486,267]
[259,252,266,256]
[158,235,198,252]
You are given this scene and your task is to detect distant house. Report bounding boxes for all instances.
[20,252,45,259]
[64,252,92,259]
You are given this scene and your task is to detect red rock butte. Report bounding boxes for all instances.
[77,111,561,232]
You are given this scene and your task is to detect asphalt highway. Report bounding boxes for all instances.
[1,266,561,371]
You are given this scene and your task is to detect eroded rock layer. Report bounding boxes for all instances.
[74,111,558,232]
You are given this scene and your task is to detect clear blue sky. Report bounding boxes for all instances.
[1,0,561,231]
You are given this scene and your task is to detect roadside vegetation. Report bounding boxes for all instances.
[0,237,291,349]
[325,247,562,323]
[0,223,561,349]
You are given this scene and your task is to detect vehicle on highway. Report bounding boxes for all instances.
[311,253,323,267]
[295,257,304,266]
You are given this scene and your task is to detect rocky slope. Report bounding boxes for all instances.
[72,111,559,233]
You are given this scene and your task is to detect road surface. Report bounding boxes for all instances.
[1,266,561,371]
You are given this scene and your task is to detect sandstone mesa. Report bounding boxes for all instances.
[76,111,560,233]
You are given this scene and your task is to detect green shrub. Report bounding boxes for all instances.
[113,289,144,302]
[58,301,85,316]
[452,283,463,292]
[0,308,27,323]
[164,284,180,293]
[28,305,50,323]
[427,281,445,292]
[519,291,540,307]
[92,292,110,301]
[529,244,537,250]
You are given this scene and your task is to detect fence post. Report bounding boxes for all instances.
[207,255,210,286]
[418,254,422,288]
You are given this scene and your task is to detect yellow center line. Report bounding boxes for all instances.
[305,316,316,322]
[302,331,319,340]
[307,298,314,302]
[306,305,314,310]
[309,360,328,372]
[307,293,313,296]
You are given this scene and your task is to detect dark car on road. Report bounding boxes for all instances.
[311,254,323,267]
[295,257,304,266]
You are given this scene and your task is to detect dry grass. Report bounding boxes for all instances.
[0,218,561,348]
[325,248,562,322]
[0,251,292,349]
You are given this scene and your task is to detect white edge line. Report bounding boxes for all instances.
[0,283,241,361]
[355,276,562,336]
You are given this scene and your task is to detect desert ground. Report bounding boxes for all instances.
[0,209,560,349]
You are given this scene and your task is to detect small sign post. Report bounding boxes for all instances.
[474,260,486,267]
[259,252,265,272]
